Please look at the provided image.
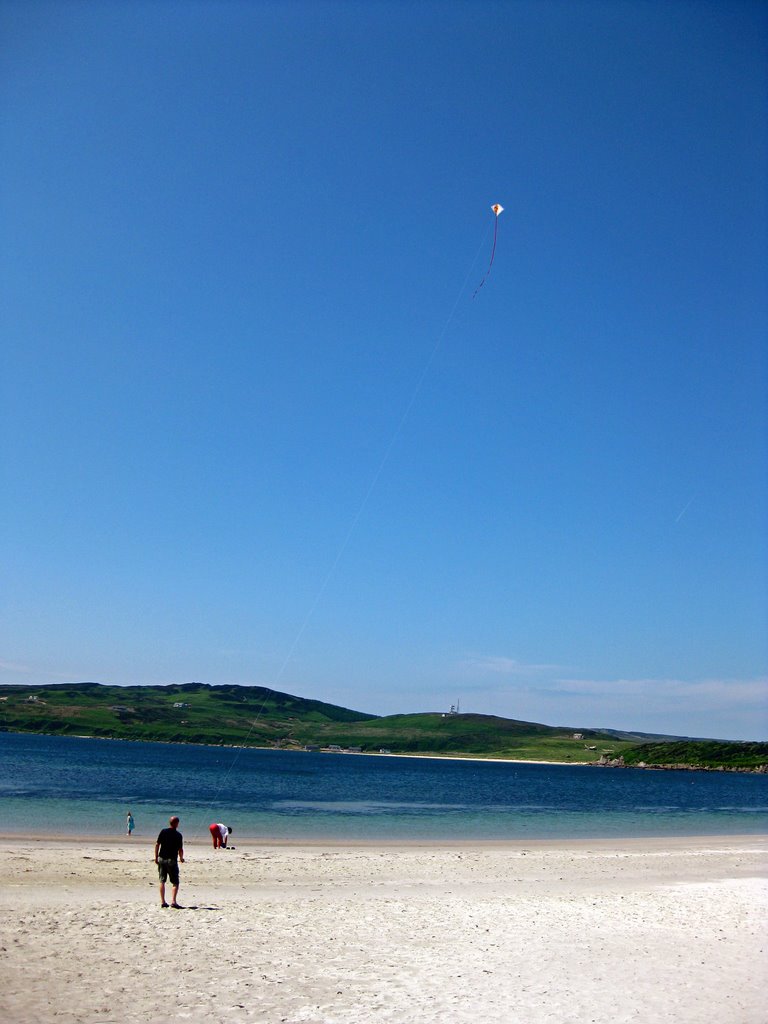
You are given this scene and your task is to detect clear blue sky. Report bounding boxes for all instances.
[2,1,766,739]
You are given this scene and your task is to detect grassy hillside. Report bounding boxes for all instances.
[0,682,628,761]
[3,683,761,768]
[622,740,768,771]
[287,713,628,762]
[0,682,376,747]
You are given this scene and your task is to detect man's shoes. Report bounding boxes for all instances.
[161,902,169,908]
[170,903,183,909]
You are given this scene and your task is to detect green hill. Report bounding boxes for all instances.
[622,740,768,771]
[1,682,763,769]
[289,712,626,762]
[0,681,376,747]
[0,681,626,761]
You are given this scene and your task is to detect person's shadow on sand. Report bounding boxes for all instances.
[162,904,221,911]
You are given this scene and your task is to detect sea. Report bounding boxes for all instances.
[1,732,766,842]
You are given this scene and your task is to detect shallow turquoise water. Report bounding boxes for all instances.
[1,732,766,840]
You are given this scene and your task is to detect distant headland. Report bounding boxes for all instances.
[1,681,766,772]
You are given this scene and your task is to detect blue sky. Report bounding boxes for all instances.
[2,1,766,740]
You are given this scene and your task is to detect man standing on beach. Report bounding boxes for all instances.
[154,815,184,909]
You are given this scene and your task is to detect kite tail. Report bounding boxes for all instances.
[472,215,499,299]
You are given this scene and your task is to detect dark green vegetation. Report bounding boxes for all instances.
[0,682,375,747]
[0,682,626,761]
[622,740,768,771]
[1,683,764,769]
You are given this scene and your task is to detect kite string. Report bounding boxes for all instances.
[489,213,499,268]
[188,222,492,839]
[302,219,493,604]
[472,214,499,299]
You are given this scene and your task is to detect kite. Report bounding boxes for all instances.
[473,203,504,298]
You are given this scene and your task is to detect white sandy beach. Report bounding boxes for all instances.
[0,834,765,1024]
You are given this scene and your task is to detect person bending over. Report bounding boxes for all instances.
[209,822,232,849]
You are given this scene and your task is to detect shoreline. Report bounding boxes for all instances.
[3,831,765,850]
[1,728,586,765]
[4,728,766,772]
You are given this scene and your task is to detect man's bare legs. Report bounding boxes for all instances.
[159,880,180,907]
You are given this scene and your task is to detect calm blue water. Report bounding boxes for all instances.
[1,732,766,840]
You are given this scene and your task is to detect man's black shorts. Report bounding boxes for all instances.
[157,857,179,886]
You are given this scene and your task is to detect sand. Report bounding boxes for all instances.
[0,834,765,1024]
